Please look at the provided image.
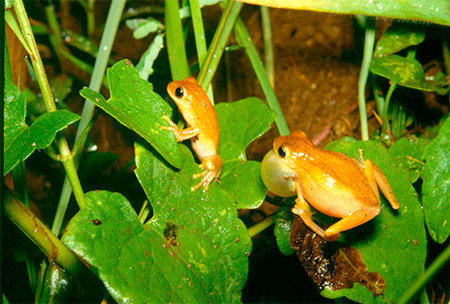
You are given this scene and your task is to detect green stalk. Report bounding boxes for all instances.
[188,0,215,103]
[398,244,450,303]
[260,6,274,89]
[3,190,103,298]
[234,16,290,136]
[165,0,190,80]
[197,0,243,90]
[382,83,396,136]
[358,17,375,141]
[87,0,95,38]
[52,0,126,236]
[14,0,86,208]
[247,216,274,238]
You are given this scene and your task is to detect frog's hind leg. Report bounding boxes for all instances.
[324,207,379,241]
[191,170,215,192]
[358,149,399,210]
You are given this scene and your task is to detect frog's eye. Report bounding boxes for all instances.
[175,86,185,98]
[277,145,287,158]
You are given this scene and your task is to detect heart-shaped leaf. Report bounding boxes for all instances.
[63,143,252,303]
[80,59,180,168]
[216,97,277,209]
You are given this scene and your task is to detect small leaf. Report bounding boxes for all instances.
[216,97,277,209]
[30,110,80,149]
[80,59,181,168]
[274,206,294,256]
[136,33,164,80]
[370,55,449,93]
[4,80,80,175]
[216,97,277,162]
[374,22,425,57]
[370,55,424,85]
[389,136,430,183]
[422,116,450,243]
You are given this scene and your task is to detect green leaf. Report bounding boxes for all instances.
[274,206,294,256]
[63,144,251,302]
[370,55,424,85]
[370,55,450,93]
[321,138,426,303]
[80,59,181,168]
[4,80,80,175]
[422,116,450,243]
[389,136,430,183]
[30,110,80,149]
[216,97,277,209]
[374,22,425,57]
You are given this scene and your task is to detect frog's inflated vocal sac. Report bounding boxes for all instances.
[261,131,399,241]
[163,76,222,191]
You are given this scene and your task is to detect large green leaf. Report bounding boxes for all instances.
[4,80,80,175]
[318,138,427,303]
[238,0,450,26]
[216,97,277,209]
[80,59,181,168]
[422,116,450,243]
[62,144,252,303]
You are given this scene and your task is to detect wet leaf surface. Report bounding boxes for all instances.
[287,138,426,303]
[374,22,425,57]
[389,135,430,183]
[80,60,181,168]
[422,116,450,243]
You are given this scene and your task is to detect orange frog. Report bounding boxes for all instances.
[261,131,399,241]
[163,76,222,191]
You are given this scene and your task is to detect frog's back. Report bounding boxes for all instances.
[298,148,380,218]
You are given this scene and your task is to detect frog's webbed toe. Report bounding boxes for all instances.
[191,156,222,192]
[191,169,217,191]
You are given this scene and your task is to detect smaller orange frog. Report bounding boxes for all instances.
[162,76,222,191]
[261,131,399,241]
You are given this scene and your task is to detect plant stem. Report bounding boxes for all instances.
[358,17,375,141]
[233,16,290,136]
[197,0,243,90]
[188,0,215,103]
[87,0,95,38]
[398,243,450,303]
[3,189,104,299]
[14,0,86,209]
[52,0,126,236]
[260,6,274,89]
[165,0,190,80]
[247,216,274,238]
[382,83,396,135]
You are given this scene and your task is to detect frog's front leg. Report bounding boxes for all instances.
[291,179,329,240]
[161,115,199,141]
[358,150,400,210]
